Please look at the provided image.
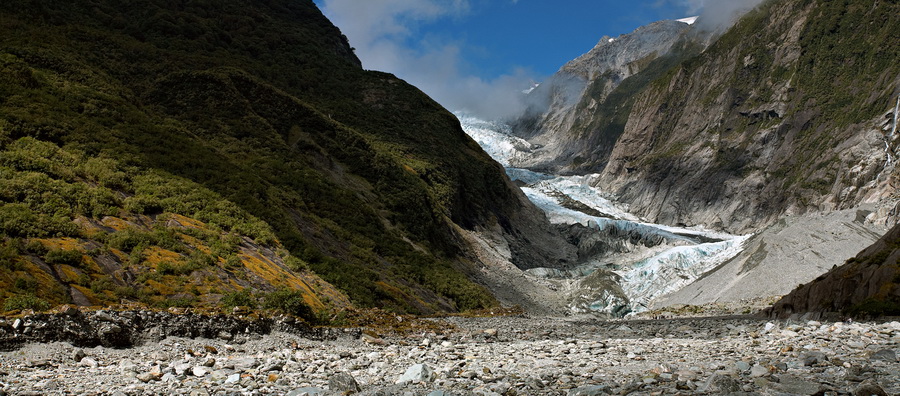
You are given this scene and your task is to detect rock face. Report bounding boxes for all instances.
[514,20,694,172]
[513,0,900,233]
[765,222,900,319]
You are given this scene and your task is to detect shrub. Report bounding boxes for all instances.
[13,276,38,292]
[43,248,83,266]
[262,287,314,321]
[3,294,51,311]
[221,289,256,309]
[0,239,23,270]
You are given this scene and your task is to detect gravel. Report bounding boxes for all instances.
[0,312,897,395]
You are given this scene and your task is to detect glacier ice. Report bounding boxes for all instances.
[457,113,748,316]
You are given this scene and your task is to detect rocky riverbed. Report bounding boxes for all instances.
[0,310,898,395]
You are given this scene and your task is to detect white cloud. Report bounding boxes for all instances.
[670,0,766,30]
[320,0,536,120]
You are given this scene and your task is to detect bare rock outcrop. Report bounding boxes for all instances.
[765,223,900,319]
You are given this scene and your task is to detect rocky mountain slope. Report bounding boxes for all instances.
[766,221,900,319]
[0,0,574,315]
[513,0,900,234]
[513,19,695,173]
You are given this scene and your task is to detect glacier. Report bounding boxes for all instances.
[457,112,749,316]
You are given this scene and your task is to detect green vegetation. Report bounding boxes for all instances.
[0,0,502,313]
[262,288,315,321]
[221,289,257,309]
[3,294,51,312]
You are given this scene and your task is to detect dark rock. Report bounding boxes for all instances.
[868,349,896,362]
[801,351,828,366]
[853,380,889,396]
[699,374,741,393]
[768,375,822,395]
[328,372,361,394]
[567,384,611,395]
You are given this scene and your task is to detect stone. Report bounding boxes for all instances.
[224,373,241,384]
[361,333,386,345]
[854,380,889,396]
[286,387,327,396]
[749,365,769,377]
[396,363,435,384]
[136,372,161,383]
[73,349,86,362]
[567,385,611,395]
[27,359,51,368]
[79,357,98,368]
[328,372,361,393]
[869,349,897,362]
[698,374,741,393]
[229,356,258,371]
[734,361,751,372]
[801,351,827,366]
[260,360,285,372]
[769,375,822,395]
[483,328,498,337]
[174,362,192,375]
[192,366,210,377]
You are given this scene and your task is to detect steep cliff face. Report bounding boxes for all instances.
[513,20,695,172]
[0,0,574,314]
[515,0,900,233]
[598,0,899,233]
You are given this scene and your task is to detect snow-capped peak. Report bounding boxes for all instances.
[676,16,698,25]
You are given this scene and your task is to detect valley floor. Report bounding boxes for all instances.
[1,314,897,395]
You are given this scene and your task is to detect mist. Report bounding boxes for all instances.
[680,0,767,31]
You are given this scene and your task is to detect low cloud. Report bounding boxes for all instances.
[319,0,537,120]
[676,0,766,31]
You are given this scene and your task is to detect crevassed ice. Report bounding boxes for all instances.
[456,113,748,316]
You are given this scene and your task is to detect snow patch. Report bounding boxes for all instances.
[676,16,699,25]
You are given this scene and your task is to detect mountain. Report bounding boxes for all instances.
[765,221,900,319]
[0,0,574,315]
[513,0,900,234]
[513,19,696,173]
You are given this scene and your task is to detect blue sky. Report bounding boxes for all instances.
[313,0,753,118]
